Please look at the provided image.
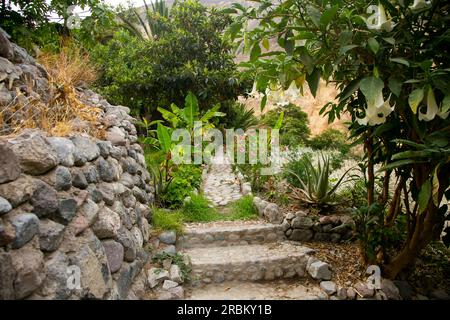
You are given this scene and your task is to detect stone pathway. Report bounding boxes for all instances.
[202,151,242,206]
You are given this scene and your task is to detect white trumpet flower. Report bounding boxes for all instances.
[357,91,394,126]
[419,89,449,121]
[410,0,432,11]
[366,4,396,32]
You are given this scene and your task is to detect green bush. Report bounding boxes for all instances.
[220,102,258,131]
[163,165,203,208]
[308,128,350,154]
[283,152,313,188]
[261,103,310,147]
[152,207,184,234]
[337,177,368,208]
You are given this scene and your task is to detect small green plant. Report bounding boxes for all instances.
[151,252,192,282]
[221,102,258,131]
[283,152,313,188]
[163,165,202,207]
[152,207,184,234]
[337,177,368,208]
[180,194,221,222]
[287,152,353,207]
[308,129,350,154]
[228,195,258,220]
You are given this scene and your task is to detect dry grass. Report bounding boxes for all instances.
[0,42,103,138]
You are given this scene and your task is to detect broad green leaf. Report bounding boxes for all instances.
[338,79,360,101]
[284,30,295,56]
[157,107,179,128]
[227,21,242,40]
[250,42,261,61]
[260,94,267,112]
[368,37,379,54]
[442,95,450,113]
[408,88,424,114]
[262,37,270,50]
[383,37,395,45]
[432,164,441,206]
[320,5,338,29]
[307,68,321,98]
[390,58,410,67]
[418,180,431,214]
[184,92,199,127]
[388,78,402,97]
[339,44,358,55]
[157,123,171,153]
[379,159,424,171]
[307,5,321,28]
[359,76,384,108]
[391,150,436,160]
[274,111,284,130]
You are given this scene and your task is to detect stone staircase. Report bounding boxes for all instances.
[178,220,327,299]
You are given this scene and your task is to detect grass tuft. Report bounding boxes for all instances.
[180,194,221,222]
[152,207,184,234]
[228,195,258,220]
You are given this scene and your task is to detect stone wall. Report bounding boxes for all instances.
[0,30,154,300]
[253,197,355,243]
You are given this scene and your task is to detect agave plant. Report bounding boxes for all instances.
[286,152,353,207]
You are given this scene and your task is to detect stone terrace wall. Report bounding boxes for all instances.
[0,30,154,300]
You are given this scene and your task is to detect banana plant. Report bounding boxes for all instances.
[287,152,354,207]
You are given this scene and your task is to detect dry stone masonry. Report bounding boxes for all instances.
[0,30,154,300]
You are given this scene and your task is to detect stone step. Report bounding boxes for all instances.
[178,220,286,249]
[184,242,314,285]
[186,279,324,300]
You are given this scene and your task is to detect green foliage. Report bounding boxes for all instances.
[308,128,350,155]
[152,207,184,233]
[336,177,368,208]
[286,152,353,207]
[91,0,248,117]
[151,252,192,282]
[163,165,203,208]
[283,152,313,188]
[180,194,220,222]
[220,102,258,131]
[228,195,258,220]
[261,103,310,147]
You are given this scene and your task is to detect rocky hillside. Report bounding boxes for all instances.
[0,28,154,299]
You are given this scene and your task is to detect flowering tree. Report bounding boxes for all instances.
[228,0,450,278]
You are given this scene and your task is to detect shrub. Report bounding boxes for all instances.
[162,164,202,208]
[220,102,258,131]
[152,207,184,234]
[283,152,313,188]
[308,128,350,154]
[261,103,310,147]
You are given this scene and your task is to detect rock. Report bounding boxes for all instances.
[106,127,127,146]
[38,251,71,299]
[92,206,121,239]
[0,220,15,246]
[97,141,112,158]
[169,264,183,283]
[140,217,150,243]
[253,197,267,216]
[430,289,450,300]
[47,137,75,167]
[148,268,169,288]
[72,171,88,189]
[102,240,124,273]
[346,287,357,300]
[131,227,144,247]
[162,280,178,290]
[8,130,58,175]
[381,278,401,300]
[291,216,314,229]
[263,203,284,224]
[0,27,13,59]
[289,229,313,242]
[281,219,290,232]
[0,196,12,215]
[320,281,337,295]
[313,232,332,242]
[159,231,176,245]
[330,233,341,243]
[116,227,137,262]
[394,280,413,300]
[97,157,115,182]
[11,43,35,64]
[10,241,45,299]
[54,166,72,191]
[307,260,332,280]
[0,142,21,183]
[120,172,135,188]
[354,282,375,298]
[0,175,36,207]
[30,181,58,217]
[38,219,65,252]
[54,198,77,225]
[83,166,99,184]
[71,136,100,165]
[337,287,347,300]
[159,245,176,256]
[10,213,39,249]
[0,252,15,299]
[69,243,110,299]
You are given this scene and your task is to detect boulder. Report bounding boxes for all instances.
[0,252,15,299]
[354,282,375,298]
[0,141,21,183]
[0,175,37,207]
[71,136,100,165]
[307,260,332,280]
[106,126,127,146]
[159,231,177,245]
[30,181,58,217]
[381,278,401,300]
[263,203,283,224]
[289,229,313,242]
[92,206,121,239]
[320,281,337,295]
[169,264,183,283]
[0,196,12,215]
[102,240,124,273]
[8,130,58,175]
[47,137,75,167]
[115,227,138,262]
[54,198,78,225]
[0,27,13,59]
[10,213,40,249]
[54,166,72,191]
[38,219,65,252]
[162,280,178,290]
[147,268,169,288]
[291,216,314,229]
